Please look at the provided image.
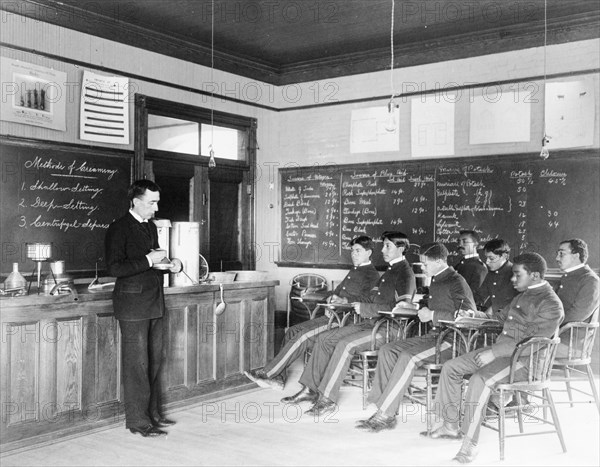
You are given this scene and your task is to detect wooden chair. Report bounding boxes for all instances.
[551,321,599,412]
[482,336,566,461]
[406,324,470,434]
[303,303,356,365]
[286,273,328,328]
[467,323,504,351]
[346,314,410,409]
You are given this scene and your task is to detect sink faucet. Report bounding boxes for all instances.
[49,281,79,301]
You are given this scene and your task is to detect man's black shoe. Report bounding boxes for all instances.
[281,386,319,404]
[129,424,167,437]
[151,417,176,428]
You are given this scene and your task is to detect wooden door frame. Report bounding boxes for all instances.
[134,94,257,269]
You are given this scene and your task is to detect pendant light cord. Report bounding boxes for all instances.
[542,0,547,137]
[389,0,395,102]
[210,0,215,147]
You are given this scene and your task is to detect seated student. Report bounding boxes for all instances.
[355,242,475,432]
[554,238,599,357]
[474,239,519,320]
[426,252,564,464]
[281,231,416,416]
[244,236,380,390]
[455,230,487,295]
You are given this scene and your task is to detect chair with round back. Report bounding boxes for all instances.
[286,273,329,328]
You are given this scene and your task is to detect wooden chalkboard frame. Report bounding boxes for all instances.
[0,136,133,278]
[278,149,600,270]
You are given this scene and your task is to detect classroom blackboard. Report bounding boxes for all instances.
[0,138,132,276]
[279,150,599,269]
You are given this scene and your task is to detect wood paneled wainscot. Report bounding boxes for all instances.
[0,280,277,453]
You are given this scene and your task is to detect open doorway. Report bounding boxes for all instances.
[135,95,257,272]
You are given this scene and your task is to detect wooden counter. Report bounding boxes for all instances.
[0,281,277,453]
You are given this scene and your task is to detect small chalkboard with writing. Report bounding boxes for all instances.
[0,137,132,276]
[279,150,599,269]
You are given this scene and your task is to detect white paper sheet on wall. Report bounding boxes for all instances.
[545,79,595,149]
[411,94,455,157]
[80,71,129,144]
[469,93,530,144]
[350,106,400,153]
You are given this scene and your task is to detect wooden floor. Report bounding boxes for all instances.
[2,361,599,466]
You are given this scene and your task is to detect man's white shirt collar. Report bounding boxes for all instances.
[463,253,479,259]
[130,209,147,223]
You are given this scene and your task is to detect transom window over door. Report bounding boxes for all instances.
[135,95,257,272]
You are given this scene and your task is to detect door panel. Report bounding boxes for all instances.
[209,179,241,272]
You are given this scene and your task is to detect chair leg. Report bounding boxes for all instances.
[585,364,600,413]
[563,366,574,408]
[426,371,433,434]
[499,389,506,461]
[514,391,524,433]
[545,388,567,453]
[362,355,369,410]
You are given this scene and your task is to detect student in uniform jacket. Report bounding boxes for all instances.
[356,242,476,432]
[105,180,181,438]
[554,238,600,357]
[281,231,416,416]
[244,236,379,390]
[474,239,519,320]
[426,252,564,464]
[455,230,487,295]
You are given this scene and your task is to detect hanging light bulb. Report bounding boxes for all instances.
[208,145,216,168]
[384,98,398,133]
[540,134,550,160]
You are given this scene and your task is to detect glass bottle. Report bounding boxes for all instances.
[4,263,27,290]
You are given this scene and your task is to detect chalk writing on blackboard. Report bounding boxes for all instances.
[280,151,599,268]
[1,139,132,274]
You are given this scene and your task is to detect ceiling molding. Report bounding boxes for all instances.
[3,0,599,86]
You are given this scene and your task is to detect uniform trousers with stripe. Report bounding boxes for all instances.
[263,316,333,379]
[299,320,383,403]
[367,334,454,418]
[432,349,528,445]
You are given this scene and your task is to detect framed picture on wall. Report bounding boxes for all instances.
[0,57,67,131]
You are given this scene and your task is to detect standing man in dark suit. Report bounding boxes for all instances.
[105,179,180,438]
[455,230,487,295]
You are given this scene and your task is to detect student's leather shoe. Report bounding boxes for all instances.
[281,386,318,404]
[421,422,462,439]
[129,424,167,437]
[355,411,379,428]
[244,370,285,391]
[304,397,337,416]
[363,412,397,433]
[151,417,176,428]
[453,440,478,464]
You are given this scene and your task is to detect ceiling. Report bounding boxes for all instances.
[4,0,600,85]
